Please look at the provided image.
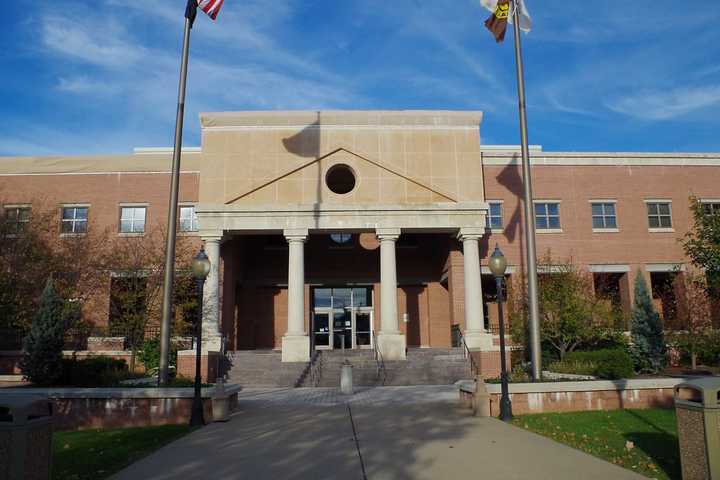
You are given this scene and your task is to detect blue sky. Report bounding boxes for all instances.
[1,1,720,156]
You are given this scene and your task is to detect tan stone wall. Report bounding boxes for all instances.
[198,111,484,206]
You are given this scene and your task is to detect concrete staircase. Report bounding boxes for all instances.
[226,348,472,388]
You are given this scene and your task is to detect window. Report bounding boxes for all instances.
[591,202,617,230]
[702,202,720,216]
[486,202,503,230]
[325,164,356,194]
[534,202,561,230]
[4,206,30,234]
[330,233,353,245]
[646,202,672,229]
[119,206,146,234]
[61,206,89,234]
[180,205,198,232]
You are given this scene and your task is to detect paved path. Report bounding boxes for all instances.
[112,386,646,480]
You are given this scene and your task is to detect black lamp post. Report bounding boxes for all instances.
[489,244,513,422]
[190,246,211,427]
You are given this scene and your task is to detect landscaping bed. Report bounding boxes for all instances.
[53,425,191,480]
[514,409,680,480]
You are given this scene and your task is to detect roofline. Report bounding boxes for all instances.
[481,150,720,166]
[200,110,484,130]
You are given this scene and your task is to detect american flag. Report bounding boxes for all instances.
[198,0,224,20]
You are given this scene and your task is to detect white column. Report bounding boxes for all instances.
[282,229,310,362]
[376,228,406,360]
[202,236,222,352]
[458,228,492,351]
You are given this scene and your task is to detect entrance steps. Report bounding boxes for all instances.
[225,348,472,388]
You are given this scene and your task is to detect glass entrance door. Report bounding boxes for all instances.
[312,287,373,350]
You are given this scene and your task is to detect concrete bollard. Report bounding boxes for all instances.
[211,379,231,422]
[340,361,354,395]
[473,375,491,417]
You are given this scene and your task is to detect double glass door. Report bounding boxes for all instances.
[312,287,373,350]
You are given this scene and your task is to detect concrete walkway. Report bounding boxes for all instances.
[112,386,645,480]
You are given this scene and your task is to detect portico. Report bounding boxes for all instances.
[193,110,497,367]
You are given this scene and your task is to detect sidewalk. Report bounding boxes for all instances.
[112,386,645,480]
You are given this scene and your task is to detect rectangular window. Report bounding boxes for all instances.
[486,202,503,230]
[119,206,146,234]
[179,205,198,232]
[534,202,561,230]
[591,202,617,230]
[4,206,30,234]
[647,202,672,229]
[702,202,720,216]
[61,206,89,234]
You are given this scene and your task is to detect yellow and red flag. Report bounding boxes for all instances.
[480,0,532,43]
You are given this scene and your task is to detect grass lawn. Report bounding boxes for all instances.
[514,409,680,480]
[53,425,192,480]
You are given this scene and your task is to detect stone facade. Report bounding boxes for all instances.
[1,111,719,374]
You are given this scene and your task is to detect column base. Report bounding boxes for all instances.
[377,332,406,361]
[202,334,223,355]
[177,350,221,383]
[463,331,494,351]
[281,335,310,363]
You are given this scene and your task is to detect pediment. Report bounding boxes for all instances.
[225,147,458,206]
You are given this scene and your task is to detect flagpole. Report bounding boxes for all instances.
[158,15,193,386]
[511,0,542,381]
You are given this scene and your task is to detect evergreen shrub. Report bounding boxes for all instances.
[563,348,634,380]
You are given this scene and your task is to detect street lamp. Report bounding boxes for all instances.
[190,246,211,427]
[488,244,512,422]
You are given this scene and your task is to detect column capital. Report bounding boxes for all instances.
[457,227,485,242]
[284,228,308,243]
[376,228,401,241]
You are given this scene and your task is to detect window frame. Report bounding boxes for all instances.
[533,200,562,233]
[4,204,31,235]
[699,199,720,216]
[60,205,90,236]
[118,204,148,235]
[179,204,199,233]
[589,199,619,233]
[486,201,504,232]
[644,199,674,232]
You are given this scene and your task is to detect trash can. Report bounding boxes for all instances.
[674,378,720,480]
[0,395,54,480]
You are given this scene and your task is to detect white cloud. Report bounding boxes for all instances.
[606,85,720,120]
[41,15,145,68]
[57,76,122,95]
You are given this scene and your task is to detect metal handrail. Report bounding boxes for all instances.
[372,330,387,385]
[457,329,479,376]
[309,350,322,387]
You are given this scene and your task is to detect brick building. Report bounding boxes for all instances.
[1,110,717,378]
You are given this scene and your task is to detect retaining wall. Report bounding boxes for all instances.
[0,385,240,431]
[459,378,682,416]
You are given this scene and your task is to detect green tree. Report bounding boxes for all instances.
[682,197,720,296]
[669,271,714,370]
[509,254,622,361]
[630,271,666,373]
[20,279,71,385]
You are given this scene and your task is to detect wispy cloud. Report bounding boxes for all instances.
[606,85,720,121]
[41,15,144,68]
[57,76,122,95]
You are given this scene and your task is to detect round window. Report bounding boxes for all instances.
[325,164,356,194]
